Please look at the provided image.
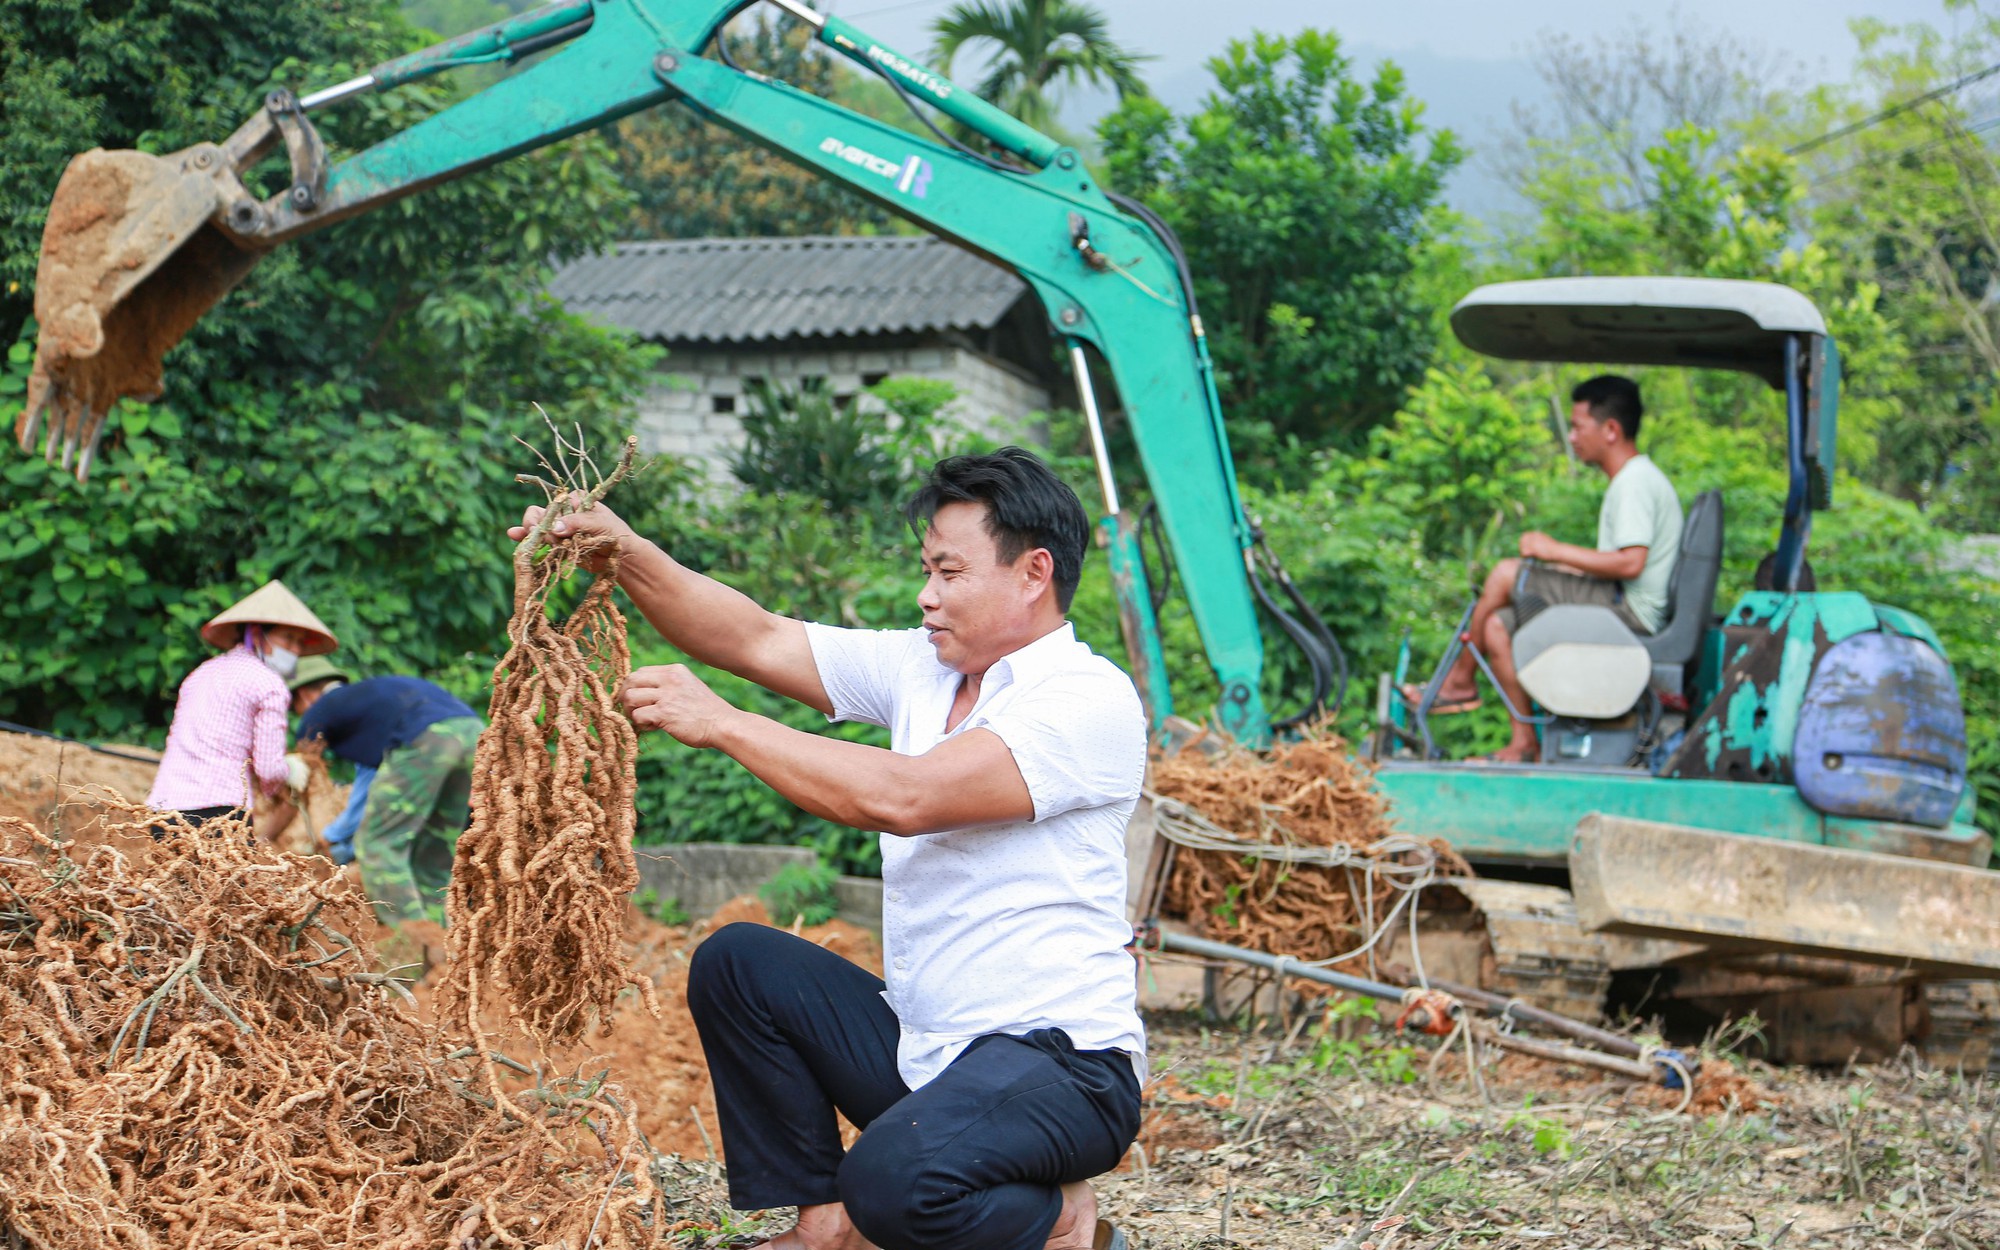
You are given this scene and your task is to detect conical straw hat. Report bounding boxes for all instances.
[201,580,338,654]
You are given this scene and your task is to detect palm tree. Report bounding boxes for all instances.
[929,0,1150,134]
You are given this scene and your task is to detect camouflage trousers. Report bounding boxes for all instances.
[356,716,483,927]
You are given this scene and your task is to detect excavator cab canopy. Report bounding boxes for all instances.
[1448,276,1828,391]
[1449,275,1838,592]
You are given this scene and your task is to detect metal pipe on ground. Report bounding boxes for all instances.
[1154,930,1412,1003]
[1400,972,1645,1059]
[1153,928,1681,1086]
[1469,1021,1663,1083]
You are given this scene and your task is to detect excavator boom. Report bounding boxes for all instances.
[20,0,1283,741]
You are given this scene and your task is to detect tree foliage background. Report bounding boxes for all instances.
[1100,30,1463,465]
[0,0,665,738]
[0,0,1995,865]
[605,17,900,240]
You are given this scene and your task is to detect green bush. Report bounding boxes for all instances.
[758,860,841,928]
[0,0,662,739]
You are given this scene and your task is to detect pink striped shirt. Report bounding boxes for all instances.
[146,646,291,811]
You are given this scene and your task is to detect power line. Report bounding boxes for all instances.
[1811,111,2000,186]
[1787,60,2000,155]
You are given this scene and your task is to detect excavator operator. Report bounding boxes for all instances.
[1422,375,1684,762]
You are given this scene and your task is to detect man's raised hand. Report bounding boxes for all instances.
[508,497,639,574]
[620,664,736,749]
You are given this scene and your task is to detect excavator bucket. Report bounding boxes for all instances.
[22,148,266,479]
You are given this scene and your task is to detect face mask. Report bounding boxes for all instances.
[263,645,299,680]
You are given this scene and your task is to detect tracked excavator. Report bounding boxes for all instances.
[19,0,1999,1064]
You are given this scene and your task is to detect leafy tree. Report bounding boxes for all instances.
[929,0,1149,135]
[1099,30,1462,466]
[1495,14,1801,209]
[0,0,664,739]
[1500,123,1901,485]
[1490,8,2000,531]
[727,376,955,520]
[1343,364,1555,570]
[1786,13,2000,529]
[604,16,896,239]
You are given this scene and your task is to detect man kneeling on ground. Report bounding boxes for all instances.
[1427,374,1683,762]
[512,447,1146,1250]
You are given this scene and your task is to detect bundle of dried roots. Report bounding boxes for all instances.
[260,736,340,859]
[0,807,666,1249]
[1150,731,1469,969]
[438,433,659,1056]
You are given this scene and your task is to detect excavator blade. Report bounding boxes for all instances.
[1570,813,2000,979]
[22,148,266,480]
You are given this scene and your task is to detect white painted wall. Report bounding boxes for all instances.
[634,342,1051,475]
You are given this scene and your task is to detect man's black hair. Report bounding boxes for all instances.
[1572,374,1644,441]
[904,447,1090,611]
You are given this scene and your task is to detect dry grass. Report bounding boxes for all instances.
[1103,1012,2000,1250]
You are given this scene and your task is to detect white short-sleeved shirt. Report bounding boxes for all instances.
[804,619,1149,1090]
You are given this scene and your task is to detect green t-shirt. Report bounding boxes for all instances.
[1597,454,1683,633]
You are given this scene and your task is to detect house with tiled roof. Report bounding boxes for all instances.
[547,234,1065,468]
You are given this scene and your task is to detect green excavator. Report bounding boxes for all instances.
[18,0,1998,1064]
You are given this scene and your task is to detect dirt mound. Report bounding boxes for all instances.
[0,729,159,843]
[1,728,350,862]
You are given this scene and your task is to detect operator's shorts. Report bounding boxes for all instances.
[1496,560,1648,635]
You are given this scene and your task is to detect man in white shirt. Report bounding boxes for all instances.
[1420,374,1683,762]
[512,447,1147,1250]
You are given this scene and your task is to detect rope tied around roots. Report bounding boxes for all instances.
[1148,732,1470,977]
[437,432,661,1064]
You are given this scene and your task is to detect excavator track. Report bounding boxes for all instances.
[1445,880,1614,1025]
[1924,980,2000,1074]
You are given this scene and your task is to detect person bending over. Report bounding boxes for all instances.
[147,580,338,840]
[292,668,483,929]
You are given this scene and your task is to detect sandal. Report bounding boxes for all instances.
[1399,682,1482,716]
[1093,1219,1131,1250]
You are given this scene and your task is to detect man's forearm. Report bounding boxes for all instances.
[700,706,1035,837]
[616,539,791,673]
[1541,541,1643,581]
[708,707,915,834]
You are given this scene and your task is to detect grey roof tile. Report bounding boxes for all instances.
[546,235,1027,345]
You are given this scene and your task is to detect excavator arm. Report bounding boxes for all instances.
[20,0,1313,742]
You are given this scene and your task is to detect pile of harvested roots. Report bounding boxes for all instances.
[1149,731,1469,969]
[0,807,666,1249]
[438,434,658,1055]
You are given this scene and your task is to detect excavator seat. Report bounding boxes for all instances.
[1640,489,1725,696]
[1510,490,1724,727]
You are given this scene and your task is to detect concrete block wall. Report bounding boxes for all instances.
[633,843,816,921]
[633,342,1051,476]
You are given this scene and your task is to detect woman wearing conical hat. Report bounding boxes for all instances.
[146,580,338,835]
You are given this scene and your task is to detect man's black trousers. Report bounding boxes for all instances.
[687,922,1142,1250]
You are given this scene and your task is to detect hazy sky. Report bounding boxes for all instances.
[818,0,1975,218]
